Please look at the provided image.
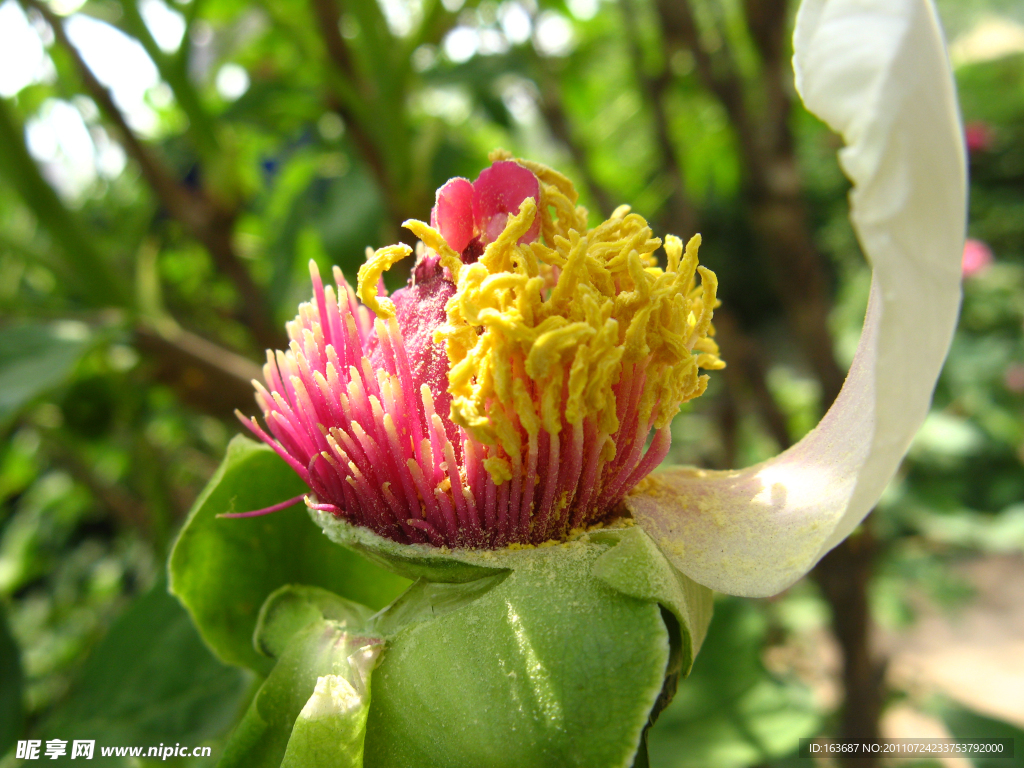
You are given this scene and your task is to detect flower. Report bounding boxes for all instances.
[173,2,968,765]
[1004,363,1024,395]
[962,238,994,277]
[964,121,993,154]
[240,154,723,548]
[241,0,966,600]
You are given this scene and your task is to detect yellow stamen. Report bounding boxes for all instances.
[353,155,725,485]
[356,243,412,319]
[402,220,463,281]
[431,158,723,481]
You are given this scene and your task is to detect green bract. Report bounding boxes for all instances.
[319,512,713,768]
[170,436,713,767]
[168,436,410,674]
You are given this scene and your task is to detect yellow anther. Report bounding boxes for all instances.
[526,322,596,380]
[356,243,412,319]
[483,456,514,483]
[402,219,463,280]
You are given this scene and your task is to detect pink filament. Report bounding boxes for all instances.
[217,494,306,518]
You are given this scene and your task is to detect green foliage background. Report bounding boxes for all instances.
[0,0,1023,765]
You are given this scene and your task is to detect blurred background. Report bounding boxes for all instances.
[0,0,1022,765]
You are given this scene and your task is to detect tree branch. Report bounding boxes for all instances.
[0,97,127,305]
[653,0,763,184]
[135,323,263,419]
[619,0,698,236]
[21,0,281,349]
[118,0,220,158]
[812,529,886,767]
[535,77,617,219]
[311,0,406,229]
[713,309,793,451]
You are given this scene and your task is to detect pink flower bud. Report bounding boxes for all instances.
[964,121,993,155]
[962,238,993,277]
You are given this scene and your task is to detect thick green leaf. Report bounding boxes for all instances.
[169,435,409,674]
[39,582,250,767]
[0,322,91,429]
[0,605,24,757]
[364,540,667,768]
[314,515,708,768]
[219,620,383,768]
[591,526,714,677]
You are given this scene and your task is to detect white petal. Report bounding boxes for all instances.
[627,0,966,597]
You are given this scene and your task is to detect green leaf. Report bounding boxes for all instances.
[936,699,1024,768]
[0,321,91,429]
[255,585,376,660]
[219,620,383,768]
[169,435,409,674]
[0,604,24,757]
[39,581,250,766]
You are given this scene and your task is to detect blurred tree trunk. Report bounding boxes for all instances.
[814,528,885,749]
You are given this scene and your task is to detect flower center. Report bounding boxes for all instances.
[243,154,723,549]
[353,153,722,544]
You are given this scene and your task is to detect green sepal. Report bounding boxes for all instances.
[370,571,511,636]
[315,511,508,583]
[255,585,376,660]
[315,512,715,768]
[168,435,409,674]
[219,619,383,768]
[590,525,714,677]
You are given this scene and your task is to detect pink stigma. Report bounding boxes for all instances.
[431,161,541,261]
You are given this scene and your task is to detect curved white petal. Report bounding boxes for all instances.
[627,0,966,597]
